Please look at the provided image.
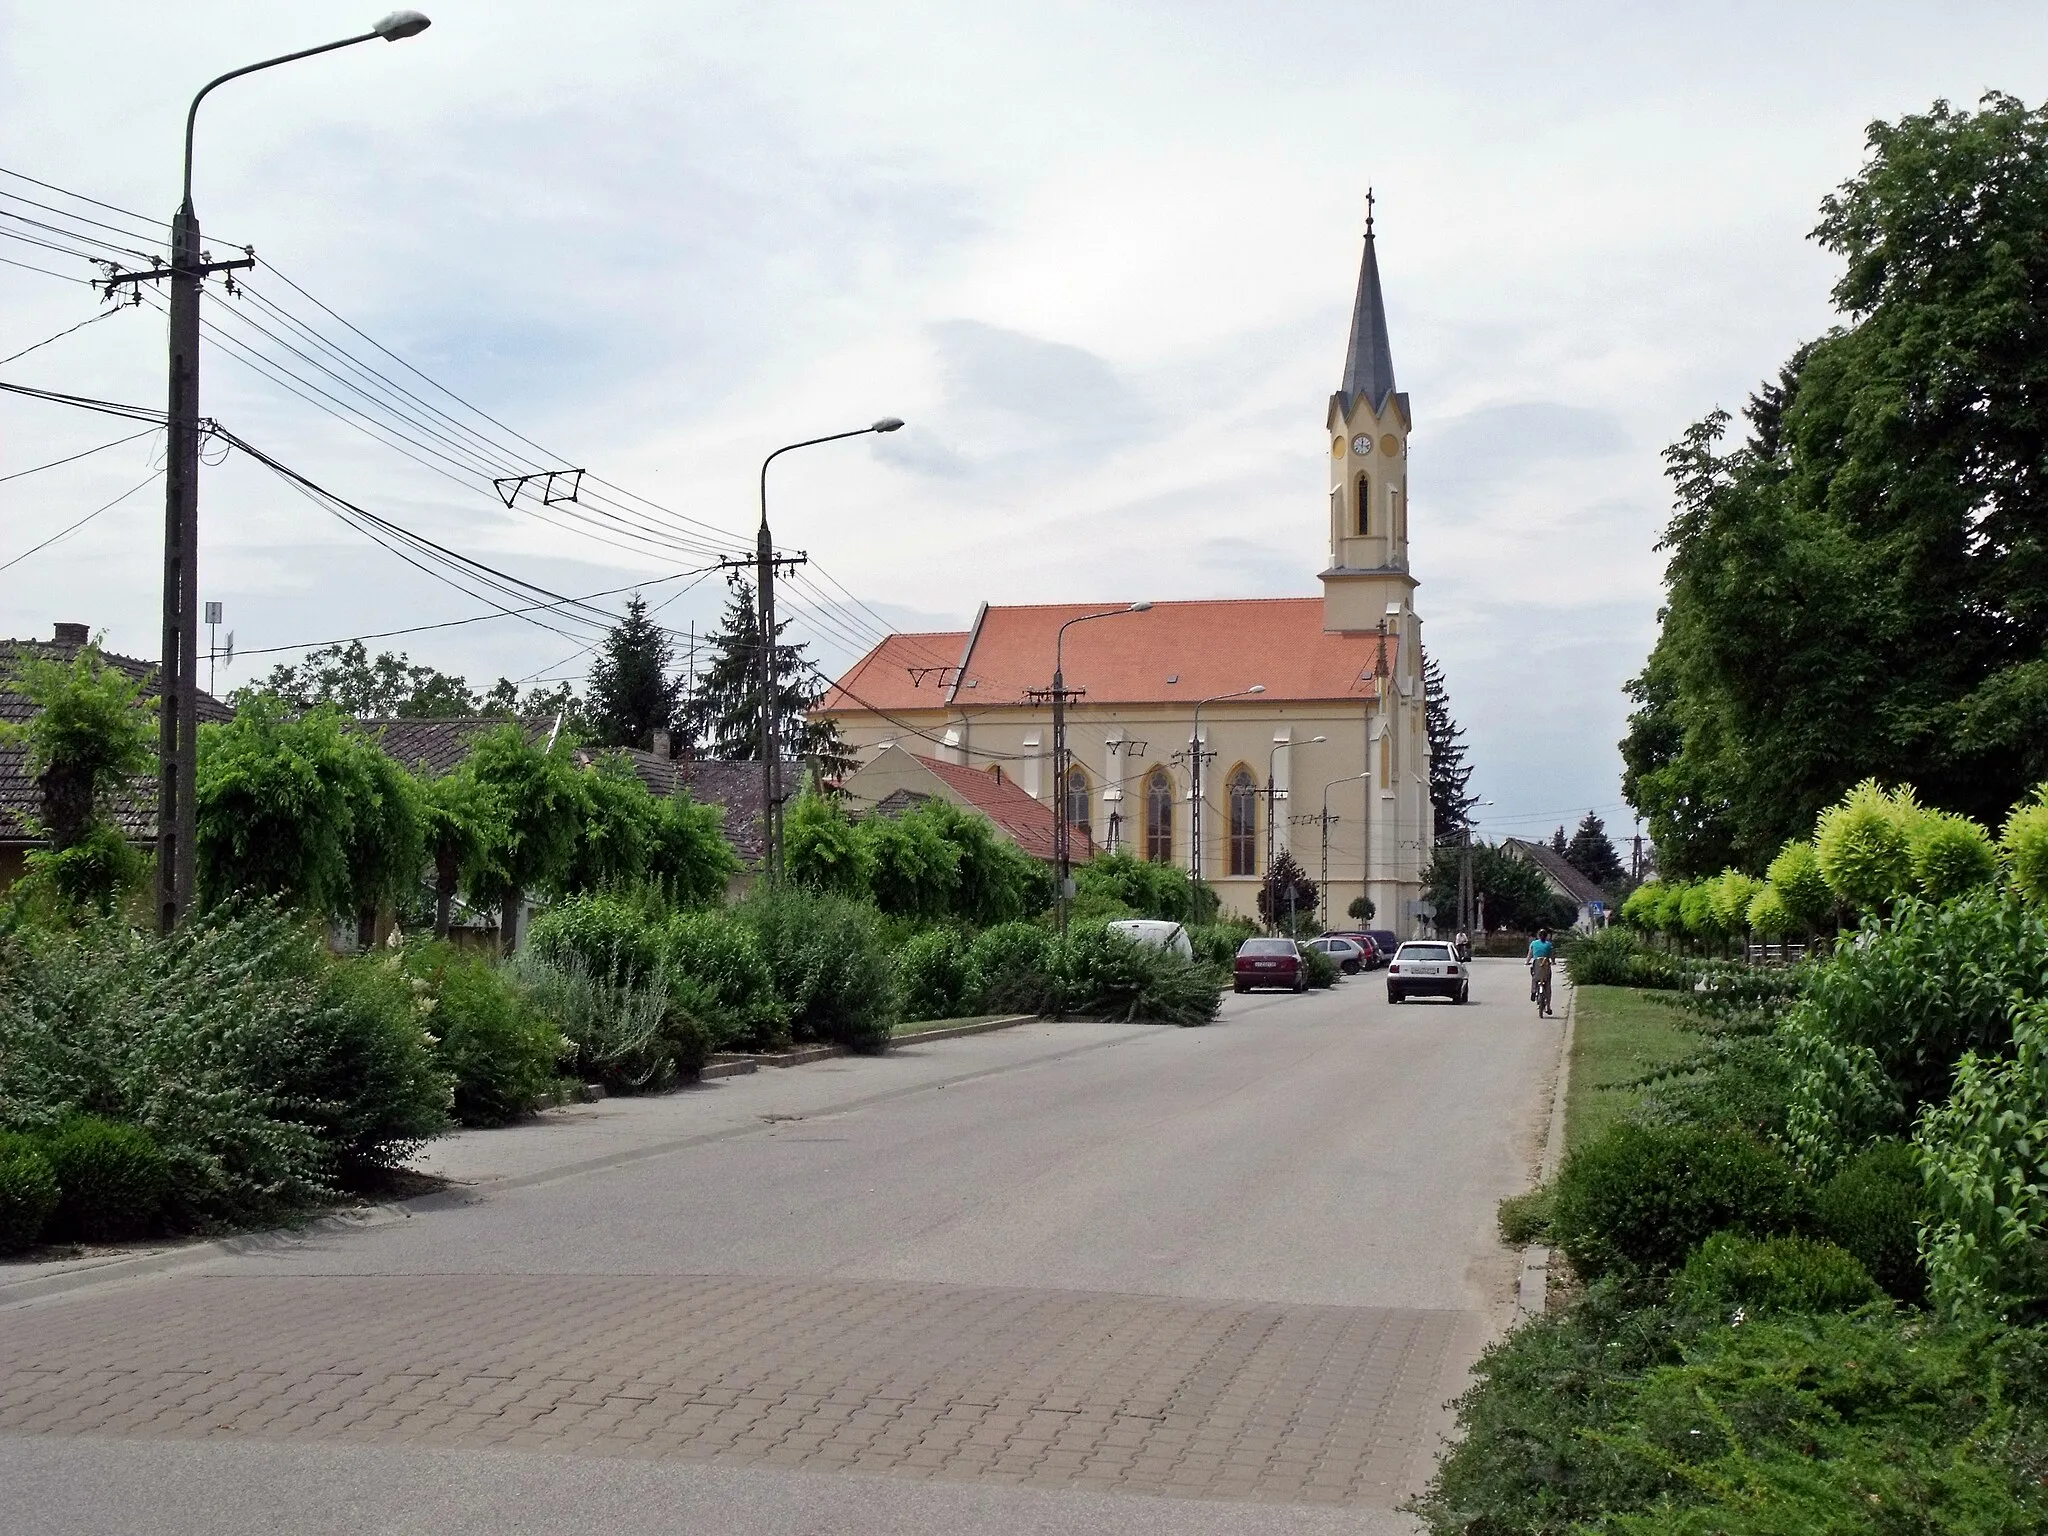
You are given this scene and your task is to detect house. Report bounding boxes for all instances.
[0,623,232,889]
[837,744,1093,863]
[815,216,1433,929]
[1502,838,1611,932]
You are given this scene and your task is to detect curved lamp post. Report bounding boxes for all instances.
[151,11,433,933]
[756,418,903,882]
[1049,602,1151,937]
[1320,769,1373,929]
[1187,685,1263,882]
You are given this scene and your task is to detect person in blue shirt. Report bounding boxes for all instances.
[1527,928,1556,1014]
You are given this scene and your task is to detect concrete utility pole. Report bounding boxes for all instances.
[105,11,432,933]
[754,419,902,882]
[1187,685,1263,882]
[1028,603,1150,938]
[1264,733,1324,897]
[1320,770,1371,929]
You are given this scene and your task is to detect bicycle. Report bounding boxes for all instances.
[1531,957,1554,1018]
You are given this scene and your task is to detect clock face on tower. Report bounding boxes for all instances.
[1349,433,1371,456]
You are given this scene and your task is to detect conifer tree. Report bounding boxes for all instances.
[686,577,857,775]
[1423,653,1478,843]
[1564,810,1626,887]
[587,595,682,753]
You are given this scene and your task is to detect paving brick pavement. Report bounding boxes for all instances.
[0,1272,1461,1508]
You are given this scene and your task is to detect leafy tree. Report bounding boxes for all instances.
[1624,94,2048,872]
[902,796,1044,925]
[0,644,155,915]
[857,800,962,919]
[648,790,739,906]
[341,743,425,948]
[242,640,482,718]
[781,776,871,895]
[1347,895,1375,922]
[414,766,505,939]
[1426,841,1575,932]
[194,700,362,915]
[1074,850,1200,923]
[1257,850,1318,933]
[586,595,682,753]
[508,680,589,739]
[462,723,587,949]
[559,754,659,893]
[1422,653,1477,842]
[1563,811,1625,888]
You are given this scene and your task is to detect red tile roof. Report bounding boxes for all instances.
[819,599,1396,713]
[912,753,1091,862]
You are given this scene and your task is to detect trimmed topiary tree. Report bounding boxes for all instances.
[38,1116,170,1241]
[1766,838,1835,933]
[1814,778,1915,912]
[1909,808,1999,902]
[2003,784,2048,905]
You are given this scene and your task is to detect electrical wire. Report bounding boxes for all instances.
[0,186,167,250]
[0,426,156,484]
[0,254,96,286]
[0,206,157,262]
[0,164,160,229]
[0,305,131,368]
[0,469,161,574]
[0,378,166,424]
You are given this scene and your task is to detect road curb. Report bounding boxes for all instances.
[1519,977,1577,1318]
[891,1014,1037,1046]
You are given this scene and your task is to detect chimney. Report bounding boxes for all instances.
[651,728,672,759]
[52,622,88,647]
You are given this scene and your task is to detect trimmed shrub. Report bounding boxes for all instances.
[1670,1231,1883,1315]
[1814,1139,1929,1304]
[1910,808,1999,901]
[735,885,895,1052]
[1746,881,1794,939]
[1057,923,1222,1026]
[661,912,782,1051]
[1766,837,1835,931]
[39,1116,170,1241]
[896,928,971,1022]
[1302,945,1339,989]
[525,890,664,984]
[402,942,566,1128]
[1550,1120,1809,1284]
[2004,784,2048,905]
[0,1132,58,1254]
[1814,778,1915,911]
[964,921,1059,1015]
[1708,869,1764,934]
[1637,1032,1801,1145]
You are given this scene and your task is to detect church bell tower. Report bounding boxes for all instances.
[1322,194,1417,635]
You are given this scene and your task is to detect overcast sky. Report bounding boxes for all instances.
[4,2,2046,844]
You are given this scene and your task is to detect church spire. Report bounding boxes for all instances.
[1338,190,1398,417]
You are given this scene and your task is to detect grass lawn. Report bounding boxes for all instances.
[1565,985,1698,1153]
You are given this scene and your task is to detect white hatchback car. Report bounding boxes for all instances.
[1386,941,1469,1004]
[1106,919,1194,960]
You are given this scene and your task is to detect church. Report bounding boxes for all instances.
[815,217,1434,930]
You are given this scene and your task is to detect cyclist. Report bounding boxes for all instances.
[1527,928,1556,1017]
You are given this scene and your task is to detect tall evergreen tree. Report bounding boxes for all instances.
[685,577,855,774]
[1550,826,1569,856]
[1422,653,1478,842]
[586,595,682,753]
[1564,810,1625,888]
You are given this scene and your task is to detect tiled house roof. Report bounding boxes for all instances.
[1,630,231,847]
[1503,837,1607,908]
[910,753,1089,862]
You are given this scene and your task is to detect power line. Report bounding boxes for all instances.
[0,469,161,574]
[0,305,132,368]
[0,163,161,229]
[0,254,96,286]
[0,377,166,424]
[0,426,156,484]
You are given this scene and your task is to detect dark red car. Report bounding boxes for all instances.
[1234,937,1307,993]
[1321,930,1385,969]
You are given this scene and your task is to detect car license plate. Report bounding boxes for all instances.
[1254,960,1276,969]
[1413,964,1440,975]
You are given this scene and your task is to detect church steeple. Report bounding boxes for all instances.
[1323,191,1417,634]
[1337,191,1398,418]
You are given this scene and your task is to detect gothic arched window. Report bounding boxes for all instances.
[1144,768,1174,863]
[1356,473,1371,535]
[1227,767,1258,877]
[1063,764,1091,838]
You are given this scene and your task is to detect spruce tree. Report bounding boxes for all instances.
[1423,653,1478,843]
[1564,810,1626,887]
[686,577,854,773]
[587,595,682,753]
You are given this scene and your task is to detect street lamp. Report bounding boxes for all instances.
[1320,770,1373,929]
[756,417,904,883]
[141,11,433,934]
[1187,685,1264,883]
[1048,602,1151,938]
[1264,734,1324,896]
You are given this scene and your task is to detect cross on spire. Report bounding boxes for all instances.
[1365,186,1375,237]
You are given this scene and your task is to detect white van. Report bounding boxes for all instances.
[1106,919,1194,960]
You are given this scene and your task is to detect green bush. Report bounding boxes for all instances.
[1814,1139,1929,1304]
[1636,1031,1801,1145]
[1302,945,1338,989]
[0,901,443,1223]
[1073,852,1200,923]
[38,1116,170,1241]
[1550,1120,1809,1284]
[964,921,1059,1015]
[512,950,676,1092]
[896,928,971,1021]
[1056,923,1222,1026]
[661,912,783,1051]
[1187,920,1258,974]
[1814,778,1916,912]
[2004,784,2048,905]
[1767,837,1836,931]
[0,1132,58,1254]
[526,890,665,984]
[1910,808,2000,901]
[1498,1184,1555,1245]
[1918,999,2048,1322]
[735,885,896,1051]
[1670,1231,1883,1315]
[402,942,566,1128]
[1565,927,1696,990]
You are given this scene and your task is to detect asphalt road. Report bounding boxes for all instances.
[1,956,1559,1535]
